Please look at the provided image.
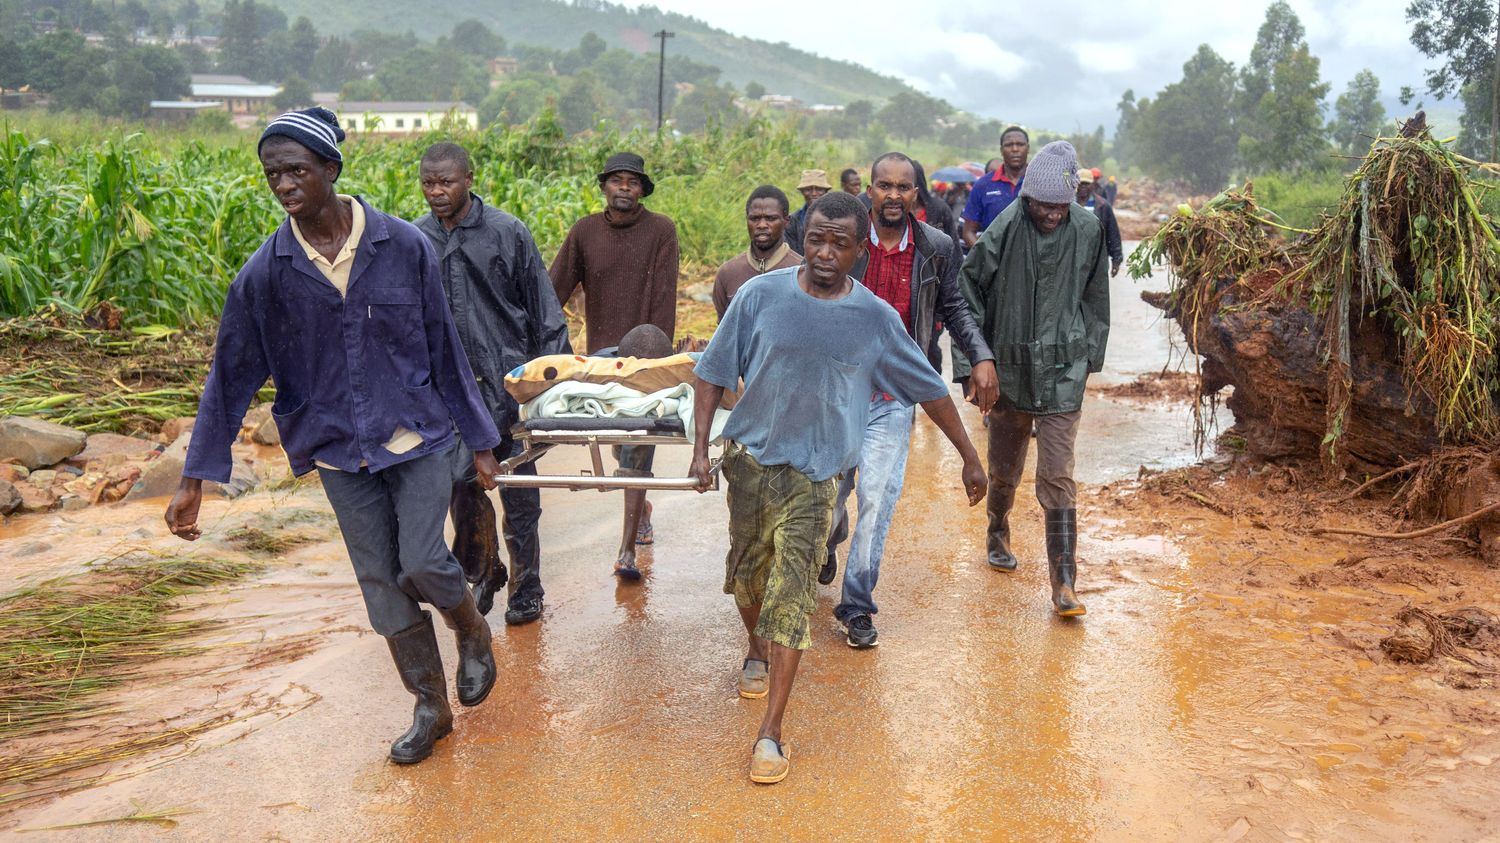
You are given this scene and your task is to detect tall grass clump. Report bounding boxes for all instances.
[1290,130,1500,447]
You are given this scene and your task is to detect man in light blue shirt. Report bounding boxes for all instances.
[689,191,986,785]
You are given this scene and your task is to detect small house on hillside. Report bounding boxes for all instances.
[189,75,280,115]
[335,102,478,134]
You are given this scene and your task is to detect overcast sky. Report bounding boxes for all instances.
[615,0,1436,135]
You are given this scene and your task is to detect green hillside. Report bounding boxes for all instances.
[244,0,917,106]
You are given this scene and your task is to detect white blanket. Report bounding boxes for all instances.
[522,381,730,443]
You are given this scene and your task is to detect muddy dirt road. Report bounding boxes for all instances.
[3,259,1498,841]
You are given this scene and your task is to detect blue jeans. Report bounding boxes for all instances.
[830,398,914,622]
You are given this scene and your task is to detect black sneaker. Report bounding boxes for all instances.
[504,597,543,626]
[843,614,878,649]
[817,549,837,585]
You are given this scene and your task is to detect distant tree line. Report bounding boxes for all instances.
[1114,1,1389,193]
[0,0,192,118]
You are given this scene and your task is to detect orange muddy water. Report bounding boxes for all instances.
[2,259,1497,841]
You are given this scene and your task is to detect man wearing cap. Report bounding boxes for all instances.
[783,169,831,253]
[415,141,573,627]
[164,107,503,764]
[954,140,1110,617]
[962,127,1030,248]
[1076,167,1123,278]
[550,152,680,579]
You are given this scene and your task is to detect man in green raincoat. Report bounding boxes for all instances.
[953,140,1109,617]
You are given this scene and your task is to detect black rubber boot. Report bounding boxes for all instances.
[1044,509,1086,617]
[987,487,1019,572]
[436,589,497,706]
[385,613,454,764]
[474,560,508,617]
[501,529,540,620]
[818,548,838,585]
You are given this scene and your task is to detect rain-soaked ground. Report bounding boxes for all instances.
[3,257,1498,841]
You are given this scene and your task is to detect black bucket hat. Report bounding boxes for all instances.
[597,152,655,197]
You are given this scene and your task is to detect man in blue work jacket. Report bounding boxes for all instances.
[164,108,504,765]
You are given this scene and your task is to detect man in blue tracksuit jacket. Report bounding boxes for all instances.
[164,107,502,765]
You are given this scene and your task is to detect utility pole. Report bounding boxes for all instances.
[654,29,674,134]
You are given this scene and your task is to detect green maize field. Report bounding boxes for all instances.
[0,110,836,328]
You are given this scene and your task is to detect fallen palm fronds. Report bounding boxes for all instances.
[0,553,262,744]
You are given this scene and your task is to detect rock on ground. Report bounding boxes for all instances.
[0,417,88,469]
[159,416,197,444]
[128,431,260,500]
[129,431,195,499]
[68,432,159,468]
[251,415,281,447]
[0,479,20,515]
[18,483,58,513]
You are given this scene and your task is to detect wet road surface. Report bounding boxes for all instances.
[4,264,1497,840]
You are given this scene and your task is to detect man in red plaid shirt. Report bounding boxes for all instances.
[823,152,999,648]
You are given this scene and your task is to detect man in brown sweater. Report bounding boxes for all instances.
[713,185,802,319]
[551,152,680,353]
[550,152,680,580]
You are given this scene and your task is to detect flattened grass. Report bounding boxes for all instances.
[0,554,261,744]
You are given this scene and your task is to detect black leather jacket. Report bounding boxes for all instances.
[416,194,573,435]
[851,215,994,379]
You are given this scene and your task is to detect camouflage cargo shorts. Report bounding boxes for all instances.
[721,441,837,651]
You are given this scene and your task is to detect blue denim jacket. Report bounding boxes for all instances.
[184,197,501,482]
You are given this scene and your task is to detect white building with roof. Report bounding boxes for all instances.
[334,102,478,134]
[189,75,280,115]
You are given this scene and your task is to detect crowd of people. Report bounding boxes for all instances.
[162,105,1115,784]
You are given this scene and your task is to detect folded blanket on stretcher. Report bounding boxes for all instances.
[505,352,738,409]
[521,381,730,443]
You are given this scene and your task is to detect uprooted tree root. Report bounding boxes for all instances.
[1380,605,1499,666]
[1131,124,1500,510]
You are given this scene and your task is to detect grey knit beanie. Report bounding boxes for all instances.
[1017,140,1079,204]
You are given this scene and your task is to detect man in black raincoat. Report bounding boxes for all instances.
[416,142,573,626]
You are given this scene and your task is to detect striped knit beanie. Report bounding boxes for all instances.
[1017,140,1079,204]
[259,107,346,180]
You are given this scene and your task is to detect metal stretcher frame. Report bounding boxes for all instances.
[491,426,722,492]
